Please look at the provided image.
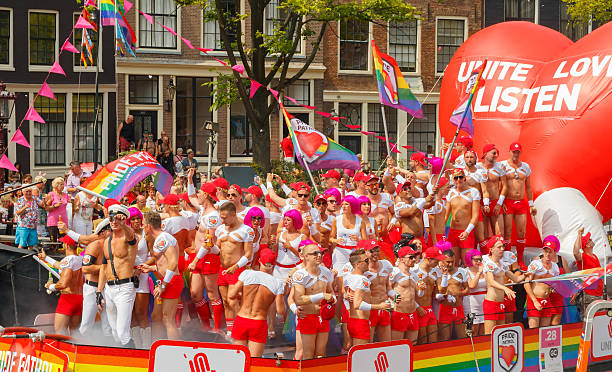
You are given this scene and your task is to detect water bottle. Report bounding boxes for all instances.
[46,273,54,295]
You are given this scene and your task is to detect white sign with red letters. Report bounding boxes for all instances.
[148,340,250,372]
[348,340,413,372]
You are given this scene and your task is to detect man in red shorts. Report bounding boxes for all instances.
[437,249,468,341]
[389,245,420,343]
[524,239,559,328]
[412,246,445,343]
[478,144,507,251]
[362,239,394,342]
[229,259,285,357]
[445,168,480,266]
[214,202,254,335]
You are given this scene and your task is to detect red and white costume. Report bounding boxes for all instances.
[292,266,334,334]
[332,215,362,272]
[343,273,372,340]
[215,224,255,285]
[446,187,481,249]
[500,160,532,215]
[153,232,184,299]
[56,255,83,316]
[526,260,560,318]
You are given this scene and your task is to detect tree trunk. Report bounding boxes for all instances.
[250,90,272,172]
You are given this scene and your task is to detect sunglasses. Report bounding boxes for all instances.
[402,186,411,191]
[367,183,379,187]
[328,200,337,204]
[297,194,309,198]
[315,201,327,206]
[453,175,465,180]
[228,193,239,197]
[108,211,125,221]
[306,251,324,256]
[361,258,370,264]
[261,262,274,268]
[251,216,263,221]
[407,255,418,260]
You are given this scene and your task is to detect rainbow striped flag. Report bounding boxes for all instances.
[100,0,136,56]
[372,40,422,118]
[280,103,360,170]
[80,29,94,67]
[539,262,612,297]
[81,151,172,200]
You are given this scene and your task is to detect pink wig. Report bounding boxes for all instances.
[342,195,361,215]
[435,240,452,253]
[127,207,143,224]
[244,206,265,228]
[465,249,482,267]
[284,209,303,230]
[543,235,561,253]
[357,195,371,206]
[429,157,443,175]
[324,187,341,202]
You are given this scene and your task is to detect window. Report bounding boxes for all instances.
[339,19,369,71]
[367,104,397,168]
[0,9,11,66]
[560,2,588,41]
[203,0,237,51]
[405,104,436,157]
[34,95,66,166]
[265,0,301,53]
[29,12,56,66]
[73,94,103,163]
[338,103,362,128]
[176,77,213,156]
[230,101,253,157]
[139,0,177,49]
[338,136,361,156]
[504,0,535,22]
[436,18,465,74]
[389,21,417,73]
[129,75,158,104]
[283,80,310,106]
[73,13,98,67]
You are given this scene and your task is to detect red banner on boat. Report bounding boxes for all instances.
[0,337,69,372]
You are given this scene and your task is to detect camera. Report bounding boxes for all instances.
[393,233,415,257]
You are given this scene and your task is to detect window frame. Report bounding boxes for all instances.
[387,19,420,75]
[129,75,160,105]
[72,12,103,73]
[72,93,103,163]
[264,0,304,56]
[337,19,372,74]
[200,0,241,55]
[367,103,398,169]
[434,16,468,76]
[559,2,591,41]
[175,76,214,158]
[136,0,181,53]
[227,101,254,159]
[0,7,13,71]
[28,10,59,72]
[504,0,539,23]
[33,94,67,167]
[336,102,366,157]
[404,103,438,158]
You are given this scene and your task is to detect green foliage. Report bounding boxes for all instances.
[563,0,612,26]
[202,74,245,111]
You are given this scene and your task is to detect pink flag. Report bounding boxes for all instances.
[269,88,279,100]
[231,64,245,74]
[24,106,45,124]
[330,116,346,122]
[124,0,133,13]
[390,146,402,154]
[345,124,361,129]
[85,0,97,7]
[49,61,66,76]
[316,111,331,118]
[0,155,18,172]
[10,129,30,148]
[375,135,387,140]
[360,130,375,135]
[140,11,154,25]
[249,80,263,99]
[213,58,227,66]
[75,15,94,29]
[197,47,212,53]
[181,37,194,49]
[300,104,316,110]
[401,145,416,150]
[161,25,177,36]
[38,82,55,100]
[285,96,298,105]
[61,39,79,54]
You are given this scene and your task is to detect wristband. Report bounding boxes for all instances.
[309,293,325,304]
[384,169,391,178]
[163,270,175,286]
[266,181,273,189]
[497,195,505,205]
[528,200,534,207]
[358,302,372,311]
[441,274,449,288]
[48,284,56,292]
[45,257,57,266]
[259,184,268,195]
[236,256,249,268]
[184,251,189,261]
[67,230,81,243]
[414,301,420,309]
[390,217,397,226]
[281,184,292,196]
[196,246,209,259]
[210,244,220,255]
[387,289,396,297]
[187,183,196,196]
[289,303,298,313]
[483,198,490,206]
[415,199,426,211]
[465,223,475,234]
[395,174,406,184]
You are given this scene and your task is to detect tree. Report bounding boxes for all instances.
[176,0,419,171]
[563,0,612,27]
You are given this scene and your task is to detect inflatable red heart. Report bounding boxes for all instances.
[500,345,515,367]
[294,131,326,159]
[439,21,612,250]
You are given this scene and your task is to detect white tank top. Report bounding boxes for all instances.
[277,229,304,265]
[467,270,487,294]
[364,216,376,236]
[269,211,282,225]
[135,233,150,266]
[335,214,362,248]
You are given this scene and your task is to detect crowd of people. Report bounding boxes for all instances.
[21,137,604,359]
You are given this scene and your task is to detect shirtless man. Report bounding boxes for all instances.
[461,150,489,250]
[412,246,445,343]
[365,174,394,235]
[320,169,341,190]
[292,241,335,359]
[483,236,524,334]
[479,144,508,250]
[524,240,559,328]
[501,142,537,269]
[215,202,254,334]
[394,182,434,240]
[39,236,84,335]
[451,136,473,169]
[389,246,420,343]
[96,204,138,346]
[445,168,480,266]
[229,267,285,357]
[424,177,450,246]
[361,239,394,342]
[228,185,247,221]
[409,152,430,188]
[344,249,392,346]
[78,219,113,337]
[159,194,191,272]
[437,250,468,341]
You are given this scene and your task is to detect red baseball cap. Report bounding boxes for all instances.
[458,136,473,148]
[438,176,449,187]
[291,182,311,194]
[103,198,120,210]
[213,177,229,190]
[314,194,327,203]
[423,247,445,261]
[543,240,558,252]
[159,194,180,206]
[321,169,341,180]
[245,185,263,199]
[510,142,522,152]
[410,152,427,166]
[229,184,242,196]
[482,144,498,157]
[59,235,77,247]
[321,251,332,269]
[398,245,418,258]
[178,193,192,205]
[395,181,411,195]
[486,235,505,251]
[581,231,592,249]
[259,248,277,265]
[320,299,336,320]
[354,172,367,182]
[200,182,219,202]
[452,168,466,178]
[365,174,379,183]
[357,239,380,251]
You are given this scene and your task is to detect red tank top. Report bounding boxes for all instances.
[580,252,603,296]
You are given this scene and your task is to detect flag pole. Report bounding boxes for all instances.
[380,105,392,160]
[300,154,320,195]
[434,60,487,189]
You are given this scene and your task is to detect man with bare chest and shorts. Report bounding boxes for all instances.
[389,245,420,343]
[394,182,434,240]
[215,202,254,335]
[437,250,468,341]
[365,174,394,236]
[412,246,445,343]
[445,168,480,266]
[96,204,138,346]
[501,142,537,270]
[524,240,559,328]
[461,150,489,251]
[479,144,508,250]
[361,239,394,342]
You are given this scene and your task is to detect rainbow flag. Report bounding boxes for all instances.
[372,40,422,118]
[100,0,136,56]
[280,103,360,170]
[81,151,172,200]
[539,262,612,297]
[449,68,485,137]
[80,29,94,67]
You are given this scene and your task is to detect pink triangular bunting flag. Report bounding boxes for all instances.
[316,111,331,118]
[389,143,402,154]
[231,64,245,74]
[49,61,66,76]
[140,11,154,24]
[124,0,133,13]
[330,116,346,122]
[197,47,212,53]
[213,58,227,66]
[161,25,177,36]
[300,104,316,110]
[61,39,79,53]
[285,96,298,105]
[269,88,279,100]
[0,155,18,172]
[345,124,361,129]
[24,106,45,124]
[402,145,416,150]
[249,80,263,99]
[360,130,375,135]
[10,129,30,148]
[75,15,94,29]
[181,37,194,49]
[38,82,55,100]
[375,135,387,140]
